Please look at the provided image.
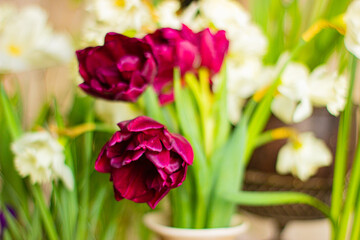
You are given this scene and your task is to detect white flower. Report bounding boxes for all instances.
[95,99,142,125]
[184,0,268,59]
[227,23,268,60]
[156,0,182,29]
[199,0,250,29]
[344,0,360,58]
[227,58,264,98]
[0,5,73,73]
[271,63,313,124]
[180,2,208,31]
[11,132,74,190]
[87,0,155,34]
[276,132,332,181]
[308,65,348,116]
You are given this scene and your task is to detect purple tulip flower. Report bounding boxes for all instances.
[143,25,200,105]
[76,33,157,102]
[95,116,193,209]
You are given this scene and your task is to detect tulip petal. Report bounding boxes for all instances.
[126,116,164,132]
[171,133,194,164]
[95,147,111,173]
[146,150,170,169]
[147,188,170,209]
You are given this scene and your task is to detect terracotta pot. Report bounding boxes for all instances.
[143,212,248,240]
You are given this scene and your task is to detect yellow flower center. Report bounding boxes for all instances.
[114,0,125,7]
[292,139,303,150]
[8,44,22,56]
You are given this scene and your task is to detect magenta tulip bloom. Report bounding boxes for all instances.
[143,25,200,105]
[76,33,157,102]
[196,28,229,74]
[95,116,194,209]
[144,25,229,105]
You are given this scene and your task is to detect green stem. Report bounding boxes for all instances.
[173,68,209,228]
[331,55,357,229]
[350,190,360,240]
[32,185,59,240]
[336,117,360,239]
[75,109,94,240]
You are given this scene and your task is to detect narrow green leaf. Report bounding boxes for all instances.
[32,185,59,240]
[31,103,51,130]
[90,187,108,233]
[331,55,357,222]
[142,87,166,124]
[0,83,22,139]
[224,191,332,222]
[102,219,118,240]
[29,208,42,240]
[75,109,94,240]
[1,204,24,240]
[213,64,230,152]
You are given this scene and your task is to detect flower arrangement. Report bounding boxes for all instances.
[0,0,359,240]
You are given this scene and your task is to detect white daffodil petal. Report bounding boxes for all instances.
[156,0,181,29]
[11,131,74,190]
[276,144,296,175]
[0,4,73,73]
[345,0,360,58]
[276,132,332,181]
[293,97,313,123]
[309,65,348,116]
[271,95,297,124]
[56,165,74,191]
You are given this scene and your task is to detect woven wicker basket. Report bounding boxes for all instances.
[242,170,333,226]
[241,108,357,226]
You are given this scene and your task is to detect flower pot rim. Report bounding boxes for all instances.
[143,212,248,238]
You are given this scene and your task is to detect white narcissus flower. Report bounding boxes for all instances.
[276,132,332,181]
[227,23,268,60]
[87,0,155,34]
[184,0,268,59]
[199,0,250,29]
[271,63,313,124]
[155,0,181,29]
[227,58,264,99]
[308,65,348,116]
[225,59,273,124]
[0,5,73,73]
[11,132,74,190]
[344,0,360,58]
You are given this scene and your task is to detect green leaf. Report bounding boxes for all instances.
[212,65,230,153]
[335,55,359,240]
[331,55,357,223]
[31,103,51,130]
[32,185,59,240]
[206,115,248,228]
[29,208,42,240]
[142,87,166,124]
[174,68,209,228]
[90,187,108,234]
[0,83,22,139]
[75,109,94,240]
[1,203,24,240]
[223,191,332,222]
